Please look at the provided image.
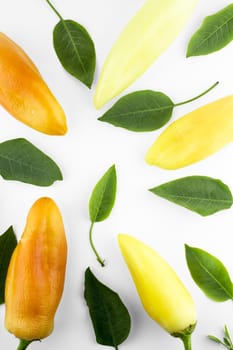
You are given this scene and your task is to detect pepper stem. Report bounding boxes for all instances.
[17,340,33,350]
[175,81,219,107]
[45,0,63,20]
[171,324,195,350]
[180,334,192,350]
[89,222,105,267]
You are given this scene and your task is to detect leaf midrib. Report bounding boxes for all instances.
[192,254,233,299]
[194,11,233,51]
[0,153,50,176]
[156,192,233,204]
[92,180,109,222]
[105,105,173,119]
[61,19,87,75]
[96,283,117,348]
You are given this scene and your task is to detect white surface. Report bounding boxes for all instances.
[0,0,232,349]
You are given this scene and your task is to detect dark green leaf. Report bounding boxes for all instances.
[187,4,233,57]
[98,90,174,132]
[89,165,117,222]
[53,19,96,88]
[0,138,62,186]
[84,268,131,347]
[185,245,233,302]
[149,176,233,216]
[0,226,17,304]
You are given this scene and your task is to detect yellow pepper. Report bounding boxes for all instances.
[0,33,67,135]
[118,234,196,350]
[94,0,198,109]
[4,197,67,346]
[145,95,233,169]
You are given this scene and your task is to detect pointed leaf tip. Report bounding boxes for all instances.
[53,19,96,88]
[187,4,233,57]
[84,268,131,347]
[150,176,233,216]
[185,245,233,302]
[0,138,62,186]
[89,165,117,223]
[98,90,174,132]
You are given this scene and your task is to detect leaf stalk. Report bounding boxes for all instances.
[45,0,63,20]
[175,81,219,107]
[89,222,105,267]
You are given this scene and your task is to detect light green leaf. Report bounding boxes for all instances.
[149,176,233,216]
[84,268,131,348]
[0,226,17,304]
[187,4,233,57]
[208,326,233,350]
[208,335,223,344]
[185,245,233,302]
[89,165,117,223]
[0,138,62,186]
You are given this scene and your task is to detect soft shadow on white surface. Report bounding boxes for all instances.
[0,1,232,349]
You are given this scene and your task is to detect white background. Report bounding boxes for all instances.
[0,0,233,349]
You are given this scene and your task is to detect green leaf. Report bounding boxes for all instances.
[84,268,131,348]
[98,90,174,132]
[0,138,62,186]
[0,226,17,304]
[187,4,233,57]
[224,326,233,345]
[149,176,233,216]
[208,326,233,349]
[89,165,117,222]
[53,19,96,88]
[208,335,223,344]
[185,245,233,302]
[98,82,219,132]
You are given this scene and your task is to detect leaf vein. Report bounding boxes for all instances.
[61,20,87,75]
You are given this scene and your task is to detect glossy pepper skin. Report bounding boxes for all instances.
[146,95,233,169]
[118,234,196,337]
[0,33,67,135]
[94,0,198,109]
[5,197,67,341]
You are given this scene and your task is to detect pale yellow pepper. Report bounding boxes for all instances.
[94,0,198,109]
[118,234,196,349]
[5,197,67,346]
[0,33,67,135]
[146,95,233,169]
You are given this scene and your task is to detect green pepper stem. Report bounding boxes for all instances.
[181,334,192,350]
[172,324,195,350]
[174,81,219,107]
[45,0,63,20]
[89,222,105,267]
[17,340,33,350]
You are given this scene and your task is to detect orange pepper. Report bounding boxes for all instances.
[4,197,67,342]
[0,33,67,135]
